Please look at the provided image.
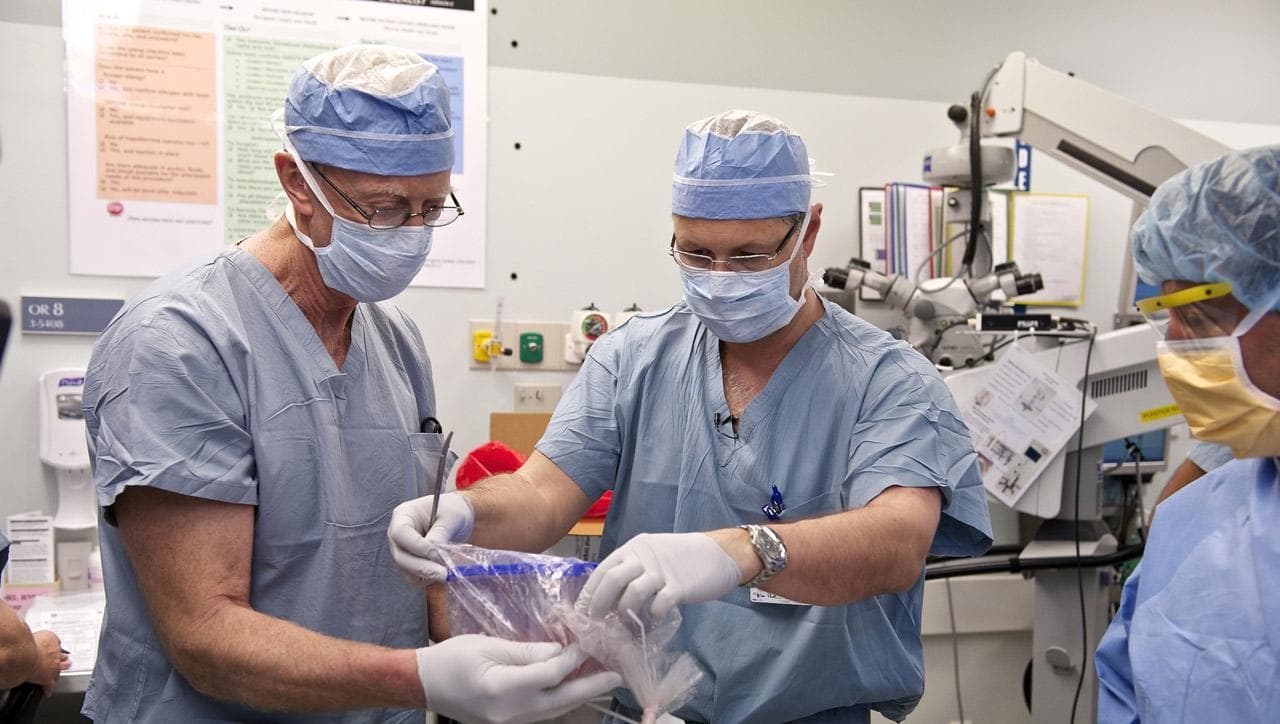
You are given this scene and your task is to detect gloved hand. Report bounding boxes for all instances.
[576,532,743,620]
[416,635,622,724]
[388,493,475,585]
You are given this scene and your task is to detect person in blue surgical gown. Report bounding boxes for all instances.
[1149,439,1232,521]
[80,45,618,724]
[389,110,993,723]
[1095,145,1280,723]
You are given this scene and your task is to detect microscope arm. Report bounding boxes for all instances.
[981,51,1229,204]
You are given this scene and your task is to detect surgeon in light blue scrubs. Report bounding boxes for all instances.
[1095,146,1280,723]
[391,110,993,723]
[81,45,618,724]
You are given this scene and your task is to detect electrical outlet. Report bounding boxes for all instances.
[514,384,562,412]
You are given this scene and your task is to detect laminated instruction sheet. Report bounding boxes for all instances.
[960,346,1097,507]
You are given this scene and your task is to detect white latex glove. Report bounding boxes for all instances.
[417,635,622,724]
[576,532,742,620]
[388,493,475,585]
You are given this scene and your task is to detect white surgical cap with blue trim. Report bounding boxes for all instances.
[283,45,453,177]
[672,110,816,220]
[1132,145,1280,312]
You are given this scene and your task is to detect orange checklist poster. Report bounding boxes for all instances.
[94,25,216,205]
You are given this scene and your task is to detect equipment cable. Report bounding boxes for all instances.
[916,228,971,286]
[945,578,966,724]
[961,91,983,269]
[1104,439,1142,544]
[1068,327,1098,724]
[1134,456,1148,543]
[951,330,1093,371]
[926,544,1144,580]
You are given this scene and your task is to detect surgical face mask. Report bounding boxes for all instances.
[678,212,812,343]
[282,138,433,303]
[1157,304,1280,458]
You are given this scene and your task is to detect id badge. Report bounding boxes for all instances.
[749,588,807,606]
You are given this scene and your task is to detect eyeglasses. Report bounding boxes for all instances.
[309,163,464,229]
[1135,281,1245,339]
[669,218,799,273]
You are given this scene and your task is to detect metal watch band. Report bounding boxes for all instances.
[739,524,788,588]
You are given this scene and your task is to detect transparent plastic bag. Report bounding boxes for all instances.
[436,543,702,723]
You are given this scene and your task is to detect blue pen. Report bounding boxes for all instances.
[761,485,785,521]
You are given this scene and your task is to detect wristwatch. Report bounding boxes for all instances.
[738,524,788,588]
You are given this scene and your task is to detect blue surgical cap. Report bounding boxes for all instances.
[672,110,812,220]
[284,45,453,177]
[1132,145,1280,312]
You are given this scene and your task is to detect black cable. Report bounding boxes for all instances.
[1133,456,1147,544]
[951,332,1094,371]
[1118,483,1134,545]
[1069,327,1098,724]
[1120,443,1150,543]
[713,412,740,441]
[952,337,1014,370]
[961,91,983,269]
[1109,439,1143,544]
[929,543,1024,563]
[0,299,11,370]
[945,579,966,724]
[929,316,975,353]
[925,544,1145,579]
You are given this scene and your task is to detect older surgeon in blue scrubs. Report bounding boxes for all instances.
[1095,146,1280,722]
[390,110,993,722]
[81,45,618,724]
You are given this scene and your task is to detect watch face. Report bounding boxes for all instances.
[759,535,784,559]
[747,526,785,568]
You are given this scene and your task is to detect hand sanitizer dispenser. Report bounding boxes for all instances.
[37,369,97,530]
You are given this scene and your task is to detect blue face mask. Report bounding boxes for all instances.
[679,212,812,343]
[283,143,434,303]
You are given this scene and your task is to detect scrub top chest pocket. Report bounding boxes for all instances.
[409,431,459,498]
[722,469,844,526]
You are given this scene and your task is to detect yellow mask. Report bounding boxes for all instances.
[1157,332,1280,458]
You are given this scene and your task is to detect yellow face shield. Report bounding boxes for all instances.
[1146,281,1280,458]
[1136,282,1244,340]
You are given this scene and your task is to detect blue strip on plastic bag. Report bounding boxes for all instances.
[446,560,597,581]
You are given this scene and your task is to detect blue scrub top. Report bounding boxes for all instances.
[81,248,448,723]
[538,300,992,723]
[1096,456,1280,723]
